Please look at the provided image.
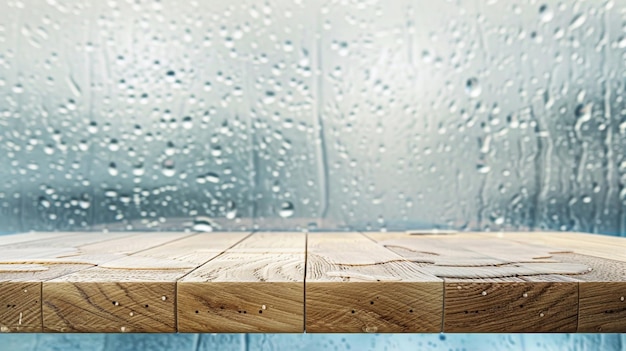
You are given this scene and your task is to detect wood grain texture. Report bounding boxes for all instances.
[444,280,578,332]
[43,233,248,332]
[0,232,141,333]
[465,232,626,332]
[366,232,582,333]
[306,233,442,333]
[0,282,40,332]
[476,232,626,262]
[550,252,626,332]
[1,230,625,333]
[178,282,302,333]
[178,232,305,333]
[0,232,77,247]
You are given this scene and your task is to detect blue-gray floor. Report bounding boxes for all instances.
[1,334,625,351]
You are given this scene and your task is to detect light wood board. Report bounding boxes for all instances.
[366,231,624,333]
[0,232,188,332]
[0,231,624,333]
[178,232,305,333]
[42,232,249,332]
[307,232,442,333]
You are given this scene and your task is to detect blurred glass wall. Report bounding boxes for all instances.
[2,0,626,234]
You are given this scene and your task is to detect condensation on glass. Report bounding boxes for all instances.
[0,0,625,236]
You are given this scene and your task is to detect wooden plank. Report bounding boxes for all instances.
[307,233,442,333]
[444,279,578,332]
[543,252,626,333]
[0,232,142,332]
[1,232,193,333]
[473,232,626,332]
[42,232,248,333]
[178,232,305,333]
[1,230,624,333]
[0,232,135,264]
[477,232,626,262]
[0,232,78,247]
[366,232,580,332]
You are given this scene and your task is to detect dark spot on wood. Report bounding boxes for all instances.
[259,310,263,314]
[195,310,199,314]
[351,310,355,314]
[409,309,413,313]
[144,304,149,308]
[370,301,374,305]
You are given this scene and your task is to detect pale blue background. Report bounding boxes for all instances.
[1,334,625,351]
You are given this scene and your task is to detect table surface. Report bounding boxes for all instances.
[0,231,624,333]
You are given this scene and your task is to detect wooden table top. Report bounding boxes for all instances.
[0,231,624,333]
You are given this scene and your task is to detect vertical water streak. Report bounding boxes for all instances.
[312,10,329,220]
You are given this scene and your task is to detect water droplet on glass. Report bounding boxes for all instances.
[192,217,214,232]
[465,77,481,97]
[225,200,237,219]
[79,199,91,209]
[263,91,276,105]
[283,40,294,52]
[108,162,118,176]
[132,163,145,176]
[205,172,220,183]
[197,172,220,184]
[211,146,222,157]
[165,70,176,83]
[278,201,295,218]
[108,139,120,152]
[569,13,586,30]
[38,196,51,209]
[12,84,24,94]
[88,121,98,134]
[161,159,176,177]
[477,164,491,174]
[165,142,176,156]
[538,4,554,22]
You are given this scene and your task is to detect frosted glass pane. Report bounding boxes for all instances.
[1,0,625,234]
